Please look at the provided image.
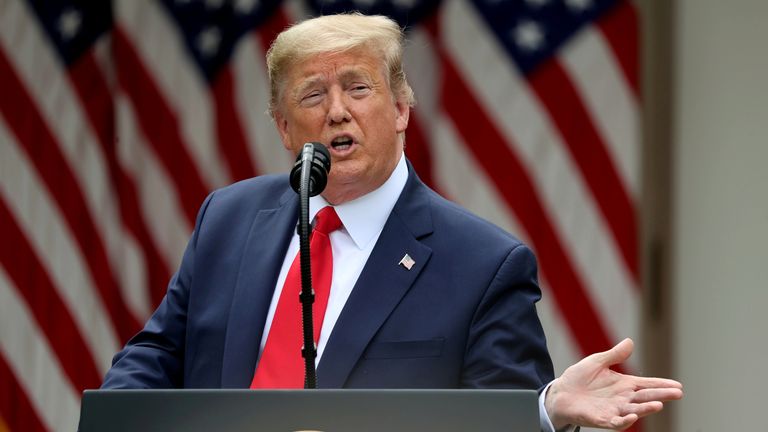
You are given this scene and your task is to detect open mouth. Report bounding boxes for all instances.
[330,135,354,151]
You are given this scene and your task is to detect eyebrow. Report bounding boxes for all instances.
[338,68,374,83]
[291,67,376,99]
[292,77,323,100]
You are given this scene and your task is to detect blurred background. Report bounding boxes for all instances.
[0,0,765,431]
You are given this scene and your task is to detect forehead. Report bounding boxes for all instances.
[286,49,387,85]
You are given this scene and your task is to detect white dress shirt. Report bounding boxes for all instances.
[259,153,409,362]
[258,152,565,432]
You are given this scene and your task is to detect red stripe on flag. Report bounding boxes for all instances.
[256,7,291,54]
[112,26,210,226]
[403,111,439,191]
[68,51,172,308]
[68,53,114,148]
[0,199,102,392]
[0,47,141,342]
[0,351,47,432]
[528,60,639,282]
[597,0,640,98]
[433,44,617,360]
[212,66,258,181]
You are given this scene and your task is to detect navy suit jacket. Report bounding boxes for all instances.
[102,162,554,390]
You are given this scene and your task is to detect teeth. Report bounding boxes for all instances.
[332,136,352,145]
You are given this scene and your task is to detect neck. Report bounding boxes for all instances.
[321,153,406,206]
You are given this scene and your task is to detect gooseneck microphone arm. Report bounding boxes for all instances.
[289,142,331,389]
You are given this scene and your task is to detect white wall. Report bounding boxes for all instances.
[672,0,768,429]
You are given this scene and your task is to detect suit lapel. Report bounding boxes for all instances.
[221,188,297,388]
[317,168,434,388]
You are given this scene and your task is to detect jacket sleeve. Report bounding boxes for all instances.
[460,243,554,390]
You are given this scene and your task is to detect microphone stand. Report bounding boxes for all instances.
[291,142,330,389]
[297,150,317,389]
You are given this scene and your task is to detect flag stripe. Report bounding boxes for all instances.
[528,60,639,280]
[232,32,292,174]
[67,53,115,153]
[0,199,102,392]
[0,266,80,432]
[596,1,640,97]
[403,112,439,191]
[0,46,140,342]
[0,114,120,373]
[560,26,640,198]
[437,48,615,358]
[115,0,231,190]
[400,25,443,195]
[0,352,46,432]
[2,0,156,326]
[432,112,522,237]
[114,96,194,271]
[239,7,296,173]
[118,181,173,309]
[256,6,292,54]
[112,26,210,225]
[212,65,259,181]
[68,51,172,309]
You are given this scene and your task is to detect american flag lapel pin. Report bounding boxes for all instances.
[398,254,415,270]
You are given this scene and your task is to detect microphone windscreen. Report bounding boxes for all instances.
[290,142,331,196]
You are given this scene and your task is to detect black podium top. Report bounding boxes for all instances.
[79,389,538,432]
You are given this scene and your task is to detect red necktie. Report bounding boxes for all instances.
[250,206,342,388]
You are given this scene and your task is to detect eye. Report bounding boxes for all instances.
[349,84,371,97]
[300,91,323,106]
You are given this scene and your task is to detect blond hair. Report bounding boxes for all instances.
[266,13,415,115]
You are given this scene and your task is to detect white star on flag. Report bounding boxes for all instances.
[197,27,222,57]
[235,0,261,14]
[58,8,82,41]
[512,20,546,52]
[565,0,594,13]
[205,0,226,10]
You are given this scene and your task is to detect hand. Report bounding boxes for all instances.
[544,338,683,430]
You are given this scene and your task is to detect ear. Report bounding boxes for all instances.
[273,109,292,151]
[394,97,410,134]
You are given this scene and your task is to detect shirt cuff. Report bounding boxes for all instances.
[539,381,577,432]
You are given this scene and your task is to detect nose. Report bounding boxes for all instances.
[326,88,351,125]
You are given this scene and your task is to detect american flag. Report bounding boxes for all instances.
[0,0,640,430]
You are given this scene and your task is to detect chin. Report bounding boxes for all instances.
[329,163,365,185]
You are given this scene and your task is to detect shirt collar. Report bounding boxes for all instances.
[309,152,408,249]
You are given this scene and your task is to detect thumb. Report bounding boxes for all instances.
[593,338,634,367]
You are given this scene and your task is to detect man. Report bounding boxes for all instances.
[102,13,682,430]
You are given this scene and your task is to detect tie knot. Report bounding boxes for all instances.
[313,206,342,235]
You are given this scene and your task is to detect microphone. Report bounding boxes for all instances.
[288,142,331,389]
[290,142,331,196]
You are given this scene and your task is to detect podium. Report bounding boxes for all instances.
[79,389,539,431]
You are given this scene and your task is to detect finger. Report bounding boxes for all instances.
[609,413,638,430]
[593,338,634,367]
[634,376,684,390]
[632,388,684,403]
[621,401,664,418]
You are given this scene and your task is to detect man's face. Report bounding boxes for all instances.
[273,48,410,205]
